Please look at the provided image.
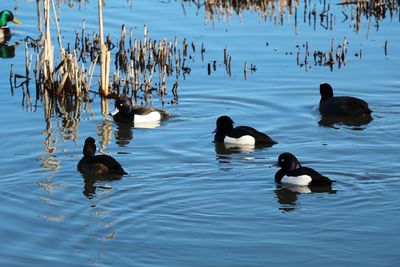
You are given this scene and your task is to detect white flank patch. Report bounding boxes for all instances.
[134,112,161,123]
[134,121,161,129]
[281,175,312,186]
[224,135,255,145]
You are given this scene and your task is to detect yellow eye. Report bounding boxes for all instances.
[120,103,123,107]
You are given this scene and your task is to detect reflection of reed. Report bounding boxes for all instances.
[202,0,294,24]
[340,0,399,33]
[201,0,312,26]
[191,0,398,33]
[42,88,84,151]
[37,88,84,181]
[97,120,113,153]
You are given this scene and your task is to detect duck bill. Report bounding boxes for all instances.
[13,17,21,25]
[110,107,119,116]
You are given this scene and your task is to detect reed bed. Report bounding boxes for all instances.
[12,0,200,121]
[111,25,195,106]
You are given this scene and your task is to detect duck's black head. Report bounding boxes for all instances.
[115,97,133,114]
[83,137,96,157]
[320,83,334,100]
[277,152,301,171]
[216,115,234,133]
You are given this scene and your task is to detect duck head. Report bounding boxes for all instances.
[320,83,334,100]
[215,115,234,133]
[277,152,301,171]
[111,97,132,115]
[83,137,96,157]
[0,10,21,27]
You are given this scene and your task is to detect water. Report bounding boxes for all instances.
[1,1,400,266]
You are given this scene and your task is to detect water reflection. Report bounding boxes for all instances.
[112,119,162,146]
[319,114,373,129]
[0,42,17,59]
[275,184,336,212]
[215,142,267,166]
[42,91,86,144]
[184,0,399,33]
[214,141,276,155]
[81,173,122,199]
[215,142,255,155]
[115,122,133,146]
[39,92,86,178]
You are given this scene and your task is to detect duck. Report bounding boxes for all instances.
[77,137,127,176]
[111,96,168,124]
[319,83,372,117]
[0,10,21,43]
[214,115,277,146]
[275,152,333,186]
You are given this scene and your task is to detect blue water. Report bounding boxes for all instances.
[1,1,399,266]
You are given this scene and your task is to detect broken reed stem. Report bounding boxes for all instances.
[88,55,99,91]
[244,62,247,80]
[43,0,54,79]
[50,0,63,50]
[25,40,30,79]
[98,0,109,96]
[384,40,388,56]
[37,0,43,35]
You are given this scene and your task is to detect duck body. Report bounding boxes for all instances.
[319,83,372,117]
[111,97,166,124]
[0,10,21,43]
[214,115,277,146]
[275,152,333,186]
[0,27,11,43]
[77,137,127,176]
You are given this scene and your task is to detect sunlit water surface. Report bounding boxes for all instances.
[1,1,399,266]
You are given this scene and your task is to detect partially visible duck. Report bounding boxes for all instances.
[0,10,21,43]
[111,97,168,124]
[77,137,127,176]
[214,115,277,146]
[275,152,333,186]
[319,83,372,117]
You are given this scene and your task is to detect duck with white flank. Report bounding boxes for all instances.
[111,97,168,124]
[275,152,333,186]
[214,115,277,146]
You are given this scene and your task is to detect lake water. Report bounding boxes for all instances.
[1,0,399,266]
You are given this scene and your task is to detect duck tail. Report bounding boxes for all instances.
[311,176,333,186]
[113,166,127,175]
[320,176,333,186]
